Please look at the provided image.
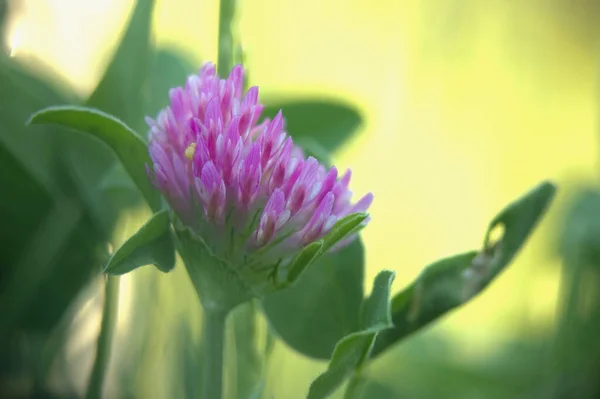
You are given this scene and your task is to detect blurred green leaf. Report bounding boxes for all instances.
[105,210,174,274]
[0,55,79,192]
[294,137,333,167]
[145,48,196,117]
[28,105,161,211]
[262,100,362,152]
[262,239,365,359]
[86,0,155,133]
[179,321,203,399]
[0,32,128,393]
[367,334,550,399]
[308,270,395,399]
[0,61,111,337]
[0,0,7,33]
[372,181,556,358]
[0,194,84,340]
[98,162,142,209]
[0,142,53,279]
[358,381,405,399]
[559,189,600,265]
[554,188,600,399]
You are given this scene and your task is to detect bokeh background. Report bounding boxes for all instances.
[2,0,600,398]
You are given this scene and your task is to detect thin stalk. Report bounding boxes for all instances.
[344,370,366,399]
[201,308,228,399]
[85,276,120,399]
[217,0,236,77]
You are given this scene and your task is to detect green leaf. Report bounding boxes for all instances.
[360,271,395,331]
[105,210,175,274]
[0,142,54,276]
[87,0,155,133]
[0,54,80,192]
[262,100,362,152]
[555,188,600,393]
[98,162,143,211]
[371,181,557,358]
[483,181,557,273]
[559,189,600,265]
[0,188,84,341]
[99,163,137,193]
[307,270,395,399]
[0,60,113,336]
[28,105,161,212]
[0,1,7,34]
[262,239,365,359]
[287,240,324,284]
[321,212,368,252]
[294,137,333,168]
[146,48,196,118]
[370,251,478,359]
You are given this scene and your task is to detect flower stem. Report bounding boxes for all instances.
[201,307,228,399]
[217,0,236,77]
[344,370,366,399]
[85,275,120,399]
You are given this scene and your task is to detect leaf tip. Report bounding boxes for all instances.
[25,111,40,126]
[287,240,324,283]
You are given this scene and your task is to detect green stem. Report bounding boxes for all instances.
[344,370,366,399]
[217,0,236,77]
[85,276,120,399]
[201,307,228,399]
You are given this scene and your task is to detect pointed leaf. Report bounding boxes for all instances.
[145,48,196,117]
[287,240,323,284]
[370,251,477,359]
[484,181,557,271]
[321,212,368,252]
[262,239,365,359]
[294,137,333,168]
[262,100,362,152]
[87,0,155,133]
[307,270,395,399]
[559,188,600,265]
[28,105,161,211]
[1,57,113,334]
[105,210,174,274]
[360,271,395,331]
[371,181,557,358]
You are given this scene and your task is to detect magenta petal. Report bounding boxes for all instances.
[301,192,335,244]
[350,192,374,214]
[147,62,372,261]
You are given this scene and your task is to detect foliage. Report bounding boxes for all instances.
[1,1,583,399]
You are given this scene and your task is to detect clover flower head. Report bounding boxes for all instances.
[146,63,372,285]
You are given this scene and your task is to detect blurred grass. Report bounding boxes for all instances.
[3,0,600,398]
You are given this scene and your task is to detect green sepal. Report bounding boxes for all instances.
[321,212,368,252]
[104,210,175,275]
[286,240,324,284]
[307,270,395,399]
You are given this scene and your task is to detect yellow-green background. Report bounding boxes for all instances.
[6,0,599,397]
